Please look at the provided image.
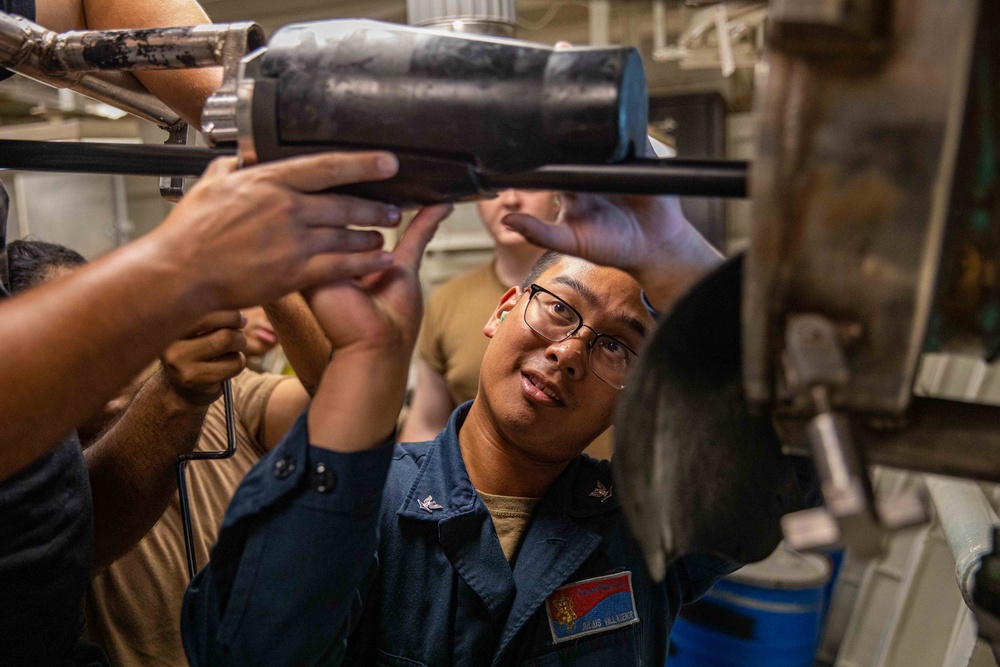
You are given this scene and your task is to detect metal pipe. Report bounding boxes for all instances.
[925,475,999,607]
[58,70,183,130]
[0,140,752,199]
[0,12,183,130]
[482,159,750,198]
[0,140,230,177]
[50,24,263,72]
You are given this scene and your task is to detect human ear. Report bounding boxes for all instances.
[484,286,522,338]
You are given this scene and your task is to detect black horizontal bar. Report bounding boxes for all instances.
[481,158,749,198]
[0,140,750,199]
[0,139,232,177]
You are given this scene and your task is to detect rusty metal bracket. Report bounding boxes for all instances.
[158,124,191,202]
[780,314,930,557]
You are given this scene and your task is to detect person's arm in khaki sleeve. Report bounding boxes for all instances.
[35,0,221,127]
[87,311,246,575]
[400,358,455,442]
[259,292,336,451]
[263,292,330,396]
[399,296,455,442]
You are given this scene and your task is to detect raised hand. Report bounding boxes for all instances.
[502,193,722,312]
[160,310,248,406]
[306,204,454,356]
[149,151,405,312]
[304,204,453,452]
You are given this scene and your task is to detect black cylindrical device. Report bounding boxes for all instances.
[238,20,648,173]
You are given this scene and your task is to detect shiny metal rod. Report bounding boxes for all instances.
[483,159,749,198]
[0,11,184,130]
[0,140,231,177]
[51,23,265,72]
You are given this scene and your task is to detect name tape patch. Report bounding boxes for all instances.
[545,571,639,643]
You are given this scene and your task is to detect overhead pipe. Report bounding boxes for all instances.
[48,24,264,73]
[0,11,183,130]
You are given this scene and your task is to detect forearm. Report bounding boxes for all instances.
[398,360,454,443]
[308,347,410,453]
[264,292,332,396]
[0,234,213,480]
[81,0,221,127]
[86,370,209,574]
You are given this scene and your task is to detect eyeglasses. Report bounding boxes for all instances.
[523,283,638,390]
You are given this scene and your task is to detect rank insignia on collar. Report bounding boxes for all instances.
[589,480,613,503]
[417,495,443,513]
[545,572,639,643]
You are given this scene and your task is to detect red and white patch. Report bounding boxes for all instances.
[545,572,639,643]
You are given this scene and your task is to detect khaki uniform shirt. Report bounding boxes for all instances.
[418,262,507,407]
[84,369,291,667]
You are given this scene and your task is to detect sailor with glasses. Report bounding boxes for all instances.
[183,192,810,666]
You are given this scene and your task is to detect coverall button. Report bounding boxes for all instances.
[274,455,296,479]
[311,462,337,493]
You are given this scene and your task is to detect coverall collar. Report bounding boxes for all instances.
[397,402,620,525]
[397,402,622,660]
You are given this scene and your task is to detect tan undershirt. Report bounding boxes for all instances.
[478,491,543,562]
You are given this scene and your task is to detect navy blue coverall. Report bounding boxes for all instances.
[182,403,737,666]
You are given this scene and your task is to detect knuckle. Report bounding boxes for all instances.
[235,173,268,199]
[323,156,347,181]
[222,329,243,351]
[210,329,234,352]
[176,366,196,387]
[267,191,299,221]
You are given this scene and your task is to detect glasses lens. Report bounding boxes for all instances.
[590,335,632,389]
[527,290,579,340]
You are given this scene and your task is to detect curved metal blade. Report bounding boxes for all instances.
[614,254,810,580]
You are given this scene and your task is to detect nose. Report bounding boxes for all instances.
[499,189,523,210]
[545,331,592,381]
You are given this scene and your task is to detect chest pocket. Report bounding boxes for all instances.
[522,623,641,667]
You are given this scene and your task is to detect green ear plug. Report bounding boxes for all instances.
[500,313,506,322]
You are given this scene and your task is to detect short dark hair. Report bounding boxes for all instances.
[521,251,565,291]
[7,239,86,294]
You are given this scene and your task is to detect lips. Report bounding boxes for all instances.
[252,327,277,344]
[521,370,566,407]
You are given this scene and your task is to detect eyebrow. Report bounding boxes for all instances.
[615,312,648,343]
[552,275,600,306]
[550,275,648,344]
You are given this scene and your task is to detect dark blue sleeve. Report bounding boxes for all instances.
[674,554,740,604]
[0,0,34,82]
[181,412,394,667]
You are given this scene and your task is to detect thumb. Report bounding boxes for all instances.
[502,212,579,255]
[393,204,453,270]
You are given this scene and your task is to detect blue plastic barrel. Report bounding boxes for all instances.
[667,546,831,667]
